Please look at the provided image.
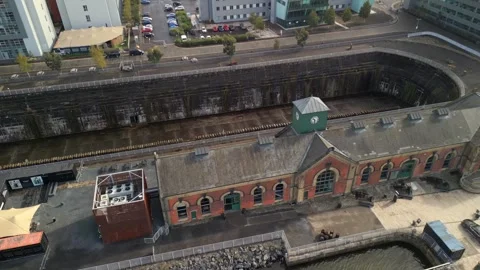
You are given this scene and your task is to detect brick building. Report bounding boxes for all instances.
[156,94,480,225]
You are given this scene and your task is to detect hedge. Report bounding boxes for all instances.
[175,34,255,47]
[175,11,192,31]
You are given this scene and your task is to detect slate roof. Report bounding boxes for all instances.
[293,97,330,114]
[157,134,313,197]
[321,106,480,161]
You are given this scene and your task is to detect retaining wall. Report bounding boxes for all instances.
[0,48,464,143]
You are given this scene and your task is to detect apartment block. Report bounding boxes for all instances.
[404,0,480,41]
[0,0,56,59]
[56,0,122,30]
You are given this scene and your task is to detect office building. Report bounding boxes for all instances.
[404,0,480,41]
[199,0,272,23]
[275,0,329,28]
[0,0,56,59]
[56,0,122,30]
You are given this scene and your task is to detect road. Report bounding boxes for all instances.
[0,32,408,89]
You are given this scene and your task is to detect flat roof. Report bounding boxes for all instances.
[0,162,78,181]
[54,26,123,49]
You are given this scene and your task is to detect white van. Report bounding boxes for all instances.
[180,35,187,41]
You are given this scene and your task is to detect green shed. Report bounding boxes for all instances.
[292,97,330,134]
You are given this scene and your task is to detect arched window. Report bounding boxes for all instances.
[177,205,187,219]
[443,153,453,168]
[380,163,392,180]
[315,170,335,194]
[200,198,210,214]
[361,167,371,183]
[274,183,284,201]
[424,156,434,171]
[253,187,263,204]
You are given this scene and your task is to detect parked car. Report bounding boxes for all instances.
[180,35,187,41]
[168,23,178,28]
[240,23,246,30]
[229,25,235,31]
[143,32,155,38]
[104,49,120,59]
[218,25,224,32]
[189,29,196,35]
[165,7,173,12]
[141,0,150,4]
[166,13,176,18]
[462,219,480,243]
[141,26,152,33]
[142,20,152,25]
[223,25,229,31]
[129,49,145,56]
[206,35,211,38]
[142,12,150,17]
[201,26,207,33]
[200,35,205,39]
[173,1,182,7]
[165,4,172,9]
[142,16,153,21]
[174,6,185,11]
[144,24,153,29]
[212,26,218,32]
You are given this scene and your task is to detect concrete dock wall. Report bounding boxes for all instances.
[0,48,463,143]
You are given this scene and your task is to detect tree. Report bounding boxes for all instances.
[325,7,336,25]
[273,39,280,50]
[44,52,62,71]
[90,46,107,69]
[342,7,352,22]
[248,13,264,30]
[307,10,320,28]
[147,46,163,63]
[16,54,32,77]
[222,35,236,61]
[295,28,309,47]
[123,0,132,24]
[131,0,140,25]
[359,1,372,21]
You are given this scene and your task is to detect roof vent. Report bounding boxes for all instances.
[351,121,366,131]
[380,116,394,127]
[434,108,450,117]
[258,136,275,145]
[194,147,210,156]
[408,112,423,122]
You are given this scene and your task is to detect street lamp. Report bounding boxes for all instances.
[415,18,421,31]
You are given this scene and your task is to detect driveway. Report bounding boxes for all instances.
[141,0,199,45]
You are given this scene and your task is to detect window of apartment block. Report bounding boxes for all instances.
[236,5,240,9]
[12,39,23,46]
[0,40,6,48]
[224,15,227,20]
[83,5,88,11]
[217,7,220,10]
[86,15,91,22]
[223,6,226,10]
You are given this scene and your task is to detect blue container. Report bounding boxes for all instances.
[423,220,465,261]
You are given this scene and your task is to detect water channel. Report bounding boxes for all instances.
[274,242,433,270]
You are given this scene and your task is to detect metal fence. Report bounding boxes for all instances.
[144,224,170,244]
[80,231,286,270]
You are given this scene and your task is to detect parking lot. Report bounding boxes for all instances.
[141,0,198,44]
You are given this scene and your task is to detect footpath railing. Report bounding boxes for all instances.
[144,224,170,244]
[80,231,286,270]
[407,31,480,58]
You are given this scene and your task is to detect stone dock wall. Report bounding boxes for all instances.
[0,48,463,143]
[286,228,447,267]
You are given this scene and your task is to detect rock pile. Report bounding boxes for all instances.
[163,240,285,270]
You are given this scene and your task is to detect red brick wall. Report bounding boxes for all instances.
[302,155,351,198]
[46,0,62,24]
[354,146,464,186]
[167,176,293,225]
